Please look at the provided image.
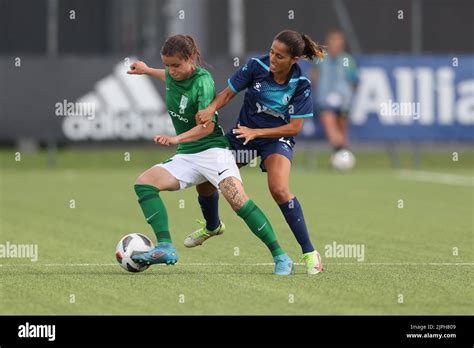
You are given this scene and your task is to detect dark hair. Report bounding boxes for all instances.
[161,34,201,65]
[274,30,326,60]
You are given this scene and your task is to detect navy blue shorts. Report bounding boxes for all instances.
[226,131,294,172]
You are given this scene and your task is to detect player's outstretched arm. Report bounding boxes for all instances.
[127,60,165,82]
[153,123,216,146]
[233,118,305,145]
[196,87,236,128]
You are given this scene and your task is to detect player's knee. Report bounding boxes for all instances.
[269,185,291,203]
[196,182,217,197]
[135,173,152,185]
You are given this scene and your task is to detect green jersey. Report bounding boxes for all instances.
[165,66,229,154]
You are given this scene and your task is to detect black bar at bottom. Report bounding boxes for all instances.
[0,315,472,346]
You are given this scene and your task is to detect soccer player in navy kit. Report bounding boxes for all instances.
[185,30,325,275]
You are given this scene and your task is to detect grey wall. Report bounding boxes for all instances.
[0,56,244,142]
[1,0,473,55]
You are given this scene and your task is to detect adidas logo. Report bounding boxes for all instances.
[62,58,175,140]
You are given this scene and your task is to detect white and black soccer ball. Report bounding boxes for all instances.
[115,233,153,272]
[330,149,356,171]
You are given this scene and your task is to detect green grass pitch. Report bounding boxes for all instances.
[0,149,472,315]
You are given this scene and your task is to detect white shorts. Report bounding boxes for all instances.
[155,147,242,190]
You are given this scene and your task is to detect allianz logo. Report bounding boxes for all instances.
[351,66,474,126]
[62,58,175,140]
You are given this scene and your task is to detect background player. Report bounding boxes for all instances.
[311,29,358,157]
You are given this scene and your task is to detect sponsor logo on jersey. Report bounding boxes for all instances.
[256,102,286,120]
[168,109,189,123]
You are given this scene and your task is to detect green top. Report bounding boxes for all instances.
[165,66,229,154]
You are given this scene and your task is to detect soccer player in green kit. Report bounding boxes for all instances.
[126,34,294,275]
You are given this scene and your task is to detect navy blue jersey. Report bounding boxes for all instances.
[227,55,314,134]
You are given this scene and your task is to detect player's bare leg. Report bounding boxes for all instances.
[196,181,217,196]
[320,110,345,150]
[136,166,180,191]
[336,114,349,148]
[218,176,249,211]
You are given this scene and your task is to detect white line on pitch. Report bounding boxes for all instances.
[397,170,474,187]
[0,262,473,267]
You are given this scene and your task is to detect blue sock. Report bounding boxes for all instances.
[198,192,220,231]
[279,197,314,254]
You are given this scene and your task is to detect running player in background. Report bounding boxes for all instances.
[126,34,294,275]
[188,30,325,275]
[311,29,358,157]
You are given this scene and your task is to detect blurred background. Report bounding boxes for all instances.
[0,0,473,169]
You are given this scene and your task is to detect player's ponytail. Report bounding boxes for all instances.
[184,35,202,65]
[161,34,202,65]
[301,33,326,60]
[274,30,326,61]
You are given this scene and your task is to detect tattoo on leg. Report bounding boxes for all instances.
[219,177,247,211]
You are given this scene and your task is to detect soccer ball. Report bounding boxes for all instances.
[330,149,356,171]
[115,233,153,272]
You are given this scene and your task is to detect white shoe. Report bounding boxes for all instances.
[300,250,324,275]
[184,220,225,248]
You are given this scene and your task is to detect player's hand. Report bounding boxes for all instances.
[196,107,214,128]
[233,124,258,145]
[154,135,179,146]
[127,61,149,75]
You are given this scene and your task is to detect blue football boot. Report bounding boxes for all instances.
[131,242,178,266]
[273,253,294,276]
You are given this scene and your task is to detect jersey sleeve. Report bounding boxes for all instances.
[289,78,314,119]
[227,58,256,94]
[197,75,219,123]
